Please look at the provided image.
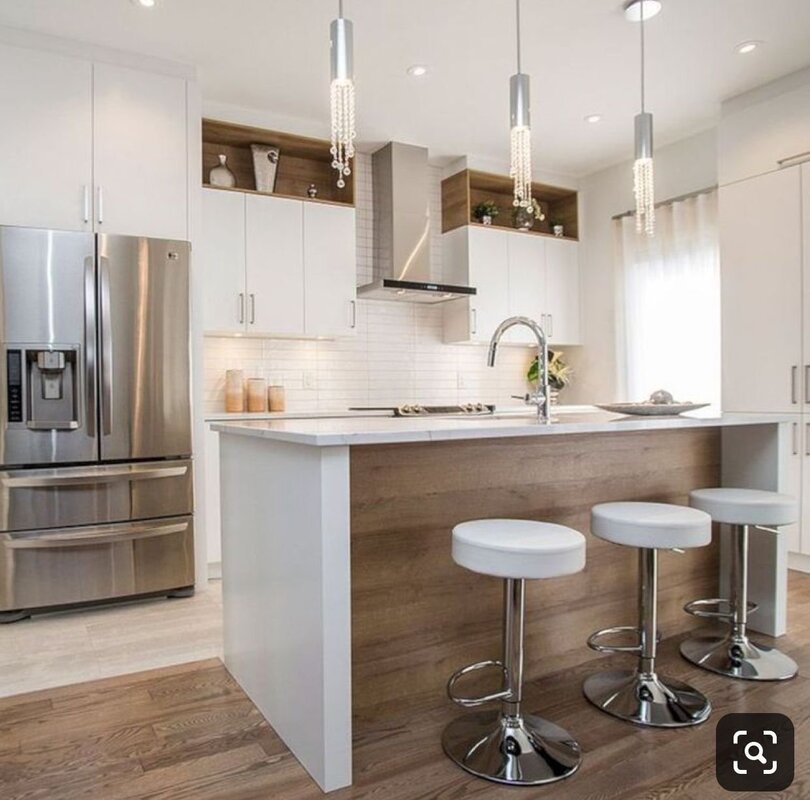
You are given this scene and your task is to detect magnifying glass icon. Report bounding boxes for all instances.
[745,741,768,764]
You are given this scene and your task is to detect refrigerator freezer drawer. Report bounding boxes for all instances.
[0,459,193,532]
[0,515,194,612]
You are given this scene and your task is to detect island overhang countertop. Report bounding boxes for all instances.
[211,409,792,447]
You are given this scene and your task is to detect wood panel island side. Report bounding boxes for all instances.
[211,411,793,792]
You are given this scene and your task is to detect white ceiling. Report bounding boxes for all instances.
[1,0,809,176]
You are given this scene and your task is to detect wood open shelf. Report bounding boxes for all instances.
[202,119,355,207]
[442,169,578,240]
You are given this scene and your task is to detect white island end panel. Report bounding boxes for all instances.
[220,434,352,792]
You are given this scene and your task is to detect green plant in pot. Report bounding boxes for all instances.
[472,200,500,226]
[512,197,546,230]
[527,350,572,401]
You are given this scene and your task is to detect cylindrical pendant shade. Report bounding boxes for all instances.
[634,112,654,160]
[330,18,353,81]
[510,73,531,129]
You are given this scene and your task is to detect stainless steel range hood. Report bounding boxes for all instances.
[358,142,476,304]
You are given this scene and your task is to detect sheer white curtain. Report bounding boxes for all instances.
[616,190,720,405]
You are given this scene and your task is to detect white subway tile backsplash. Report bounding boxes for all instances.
[203,151,534,415]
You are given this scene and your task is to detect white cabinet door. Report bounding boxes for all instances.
[468,227,510,343]
[93,63,187,240]
[0,44,92,231]
[803,164,810,413]
[246,195,305,336]
[721,168,803,413]
[204,425,222,569]
[200,189,246,334]
[303,203,357,337]
[506,234,545,344]
[545,238,582,346]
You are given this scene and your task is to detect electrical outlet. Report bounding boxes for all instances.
[303,371,317,390]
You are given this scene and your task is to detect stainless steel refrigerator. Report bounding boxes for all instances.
[0,227,194,621]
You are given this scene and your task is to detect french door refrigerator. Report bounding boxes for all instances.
[0,226,194,621]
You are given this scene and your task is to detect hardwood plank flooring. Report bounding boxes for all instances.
[1,572,808,800]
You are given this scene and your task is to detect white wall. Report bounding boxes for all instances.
[564,128,719,404]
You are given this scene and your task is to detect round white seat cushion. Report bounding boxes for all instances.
[591,502,711,549]
[690,488,798,527]
[452,519,586,580]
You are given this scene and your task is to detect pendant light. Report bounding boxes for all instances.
[330,0,356,188]
[509,0,532,209]
[631,0,655,236]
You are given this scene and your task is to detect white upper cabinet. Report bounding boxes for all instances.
[200,191,356,339]
[247,194,305,336]
[442,226,580,346]
[443,226,510,344]
[803,163,810,390]
[545,238,582,346]
[200,189,246,335]
[303,203,357,338]
[721,166,803,413]
[0,43,93,231]
[93,63,188,240]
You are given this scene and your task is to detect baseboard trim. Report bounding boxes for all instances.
[207,561,222,580]
[789,552,810,574]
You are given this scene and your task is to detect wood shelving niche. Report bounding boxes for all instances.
[202,119,355,207]
[441,169,578,240]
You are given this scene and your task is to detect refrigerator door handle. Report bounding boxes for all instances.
[0,464,188,489]
[84,255,96,438]
[5,520,189,550]
[99,255,113,436]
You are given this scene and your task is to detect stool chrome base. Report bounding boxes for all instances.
[680,634,798,681]
[582,669,711,728]
[442,710,582,786]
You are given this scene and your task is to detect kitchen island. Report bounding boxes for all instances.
[212,410,793,792]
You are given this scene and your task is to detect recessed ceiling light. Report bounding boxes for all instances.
[736,40,763,55]
[406,64,428,77]
[131,0,156,7]
[623,0,662,22]
[585,114,603,124]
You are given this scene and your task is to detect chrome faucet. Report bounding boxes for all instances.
[487,316,551,423]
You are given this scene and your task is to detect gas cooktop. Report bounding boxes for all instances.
[350,404,495,417]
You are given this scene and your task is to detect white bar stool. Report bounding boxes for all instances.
[443,518,586,787]
[681,487,799,681]
[583,502,712,727]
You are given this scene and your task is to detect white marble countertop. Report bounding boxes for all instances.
[204,409,392,422]
[210,408,792,447]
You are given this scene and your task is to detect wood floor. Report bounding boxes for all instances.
[1,572,809,800]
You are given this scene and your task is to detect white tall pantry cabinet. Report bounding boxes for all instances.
[721,162,810,563]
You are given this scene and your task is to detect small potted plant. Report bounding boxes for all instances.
[527,349,572,405]
[512,198,546,231]
[472,200,500,226]
[550,219,565,237]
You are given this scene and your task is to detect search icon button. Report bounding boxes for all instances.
[744,741,768,764]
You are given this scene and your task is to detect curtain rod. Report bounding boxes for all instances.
[612,184,718,221]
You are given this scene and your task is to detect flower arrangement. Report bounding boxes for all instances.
[527,349,572,391]
[512,197,546,229]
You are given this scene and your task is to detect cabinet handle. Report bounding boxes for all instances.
[471,308,478,335]
[238,293,245,324]
[548,314,554,338]
[349,300,357,329]
[97,186,104,225]
[83,185,90,224]
[249,294,256,325]
[792,366,798,404]
[806,422,810,457]
[805,366,810,404]
[793,422,799,456]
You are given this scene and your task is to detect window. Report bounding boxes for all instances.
[616,190,720,405]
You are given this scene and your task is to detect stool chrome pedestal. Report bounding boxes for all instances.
[442,519,585,787]
[681,488,799,682]
[583,502,713,728]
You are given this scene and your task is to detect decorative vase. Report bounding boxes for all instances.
[225,369,245,412]
[210,154,236,188]
[268,385,286,412]
[251,144,280,193]
[481,215,493,226]
[514,205,535,230]
[247,378,268,412]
